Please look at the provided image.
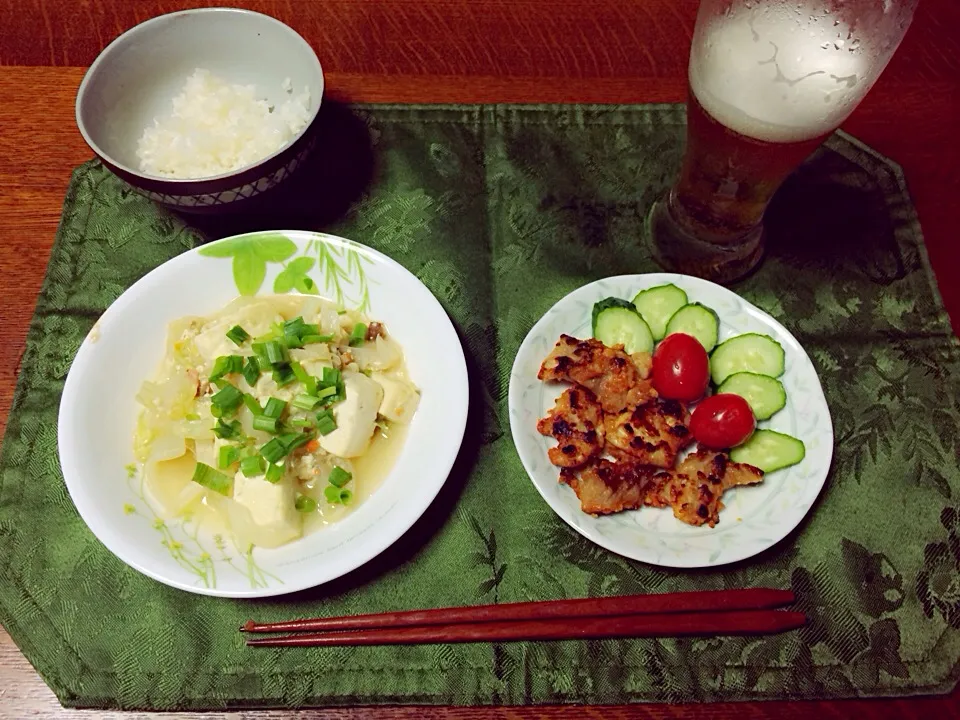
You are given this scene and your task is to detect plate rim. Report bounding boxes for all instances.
[508,272,834,569]
[57,229,469,597]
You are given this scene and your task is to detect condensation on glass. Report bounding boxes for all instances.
[647,0,918,283]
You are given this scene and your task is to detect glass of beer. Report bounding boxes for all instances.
[648,0,918,283]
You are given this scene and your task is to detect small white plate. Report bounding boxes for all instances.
[508,273,833,568]
[58,230,469,597]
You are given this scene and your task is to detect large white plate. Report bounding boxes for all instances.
[508,273,833,568]
[58,230,468,597]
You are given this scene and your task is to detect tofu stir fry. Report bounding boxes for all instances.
[133,295,419,549]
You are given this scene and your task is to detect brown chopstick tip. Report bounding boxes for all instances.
[240,620,256,632]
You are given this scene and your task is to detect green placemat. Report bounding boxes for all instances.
[1,104,959,709]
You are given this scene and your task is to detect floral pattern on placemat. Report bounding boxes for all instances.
[0,104,958,709]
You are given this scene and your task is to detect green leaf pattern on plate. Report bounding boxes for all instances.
[199,232,374,310]
[274,256,317,294]
[123,465,282,590]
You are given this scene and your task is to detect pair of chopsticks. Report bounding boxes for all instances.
[242,588,804,647]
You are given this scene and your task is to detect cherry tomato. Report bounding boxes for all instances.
[651,333,710,402]
[690,393,756,449]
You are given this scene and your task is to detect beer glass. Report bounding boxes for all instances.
[648,0,918,282]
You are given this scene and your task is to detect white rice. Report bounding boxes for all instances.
[136,69,311,179]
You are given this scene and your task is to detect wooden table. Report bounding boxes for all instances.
[1,0,958,717]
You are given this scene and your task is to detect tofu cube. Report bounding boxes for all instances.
[232,471,301,546]
[372,373,420,424]
[318,372,383,457]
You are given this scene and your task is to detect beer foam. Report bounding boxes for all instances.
[689,5,874,143]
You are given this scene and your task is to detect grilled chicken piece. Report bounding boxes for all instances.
[560,450,763,524]
[678,449,764,491]
[538,335,656,413]
[630,351,653,379]
[560,460,666,515]
[644,449,764,527]
[537,387,605,468]
[604,398,694,468]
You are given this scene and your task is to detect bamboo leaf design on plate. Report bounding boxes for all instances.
[123,463,282,589]
[200,233,373,307]
[317,241,375,312]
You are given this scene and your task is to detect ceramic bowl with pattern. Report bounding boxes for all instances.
[509,274,833,568]
[58,231,469,597]
[75,8,324,213]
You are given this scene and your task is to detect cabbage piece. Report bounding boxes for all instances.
[350,336,402,371]
[144,451,196,517]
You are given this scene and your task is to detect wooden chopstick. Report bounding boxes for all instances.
[242,588,794,635]
[245,609,805,647]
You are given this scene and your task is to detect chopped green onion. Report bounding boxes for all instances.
[290,417,316,428]
[295,494,318,513]
[251,342,271,366]
[323,391,346,408]
[316,418,336,436]
[300,334,333,345]
[328,465,353,488]
[262,397,286,419]
[265,462,284,484]
[264,340,289,366]
[242,394,263,416]
[277,317,333,348]
[211,378,233,392]
[349,322,367,347]
[290,362,318,395]
[260,438,287,464]
[226,325,250,346]
[253,415,279,434]
[281,432,312,453]
[324,485,342,504]
[211,384,243,413]
[315,410,337,435]
[283,316,306,333]
[191,462,233,496]
[254,325,281,343]
[339,488,354,505]
[218,445,240,469]
[242,356,261,386]
[272,364,296,387]
[320,366,339,387]
[315,385,338,400]
[292,393,319,410]
[210,355,244,382]
[213,418,242,439]
[210,404,223,419]
[316,368,345,406]
[240,455,265,477]
[184,412,201,421]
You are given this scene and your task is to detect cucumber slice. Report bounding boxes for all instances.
[632,284,689,340]
[664,302,720,352]
[730,429,806,473]
[710,333,785,385]
[717,372,786,420]
[592,298,654,353]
